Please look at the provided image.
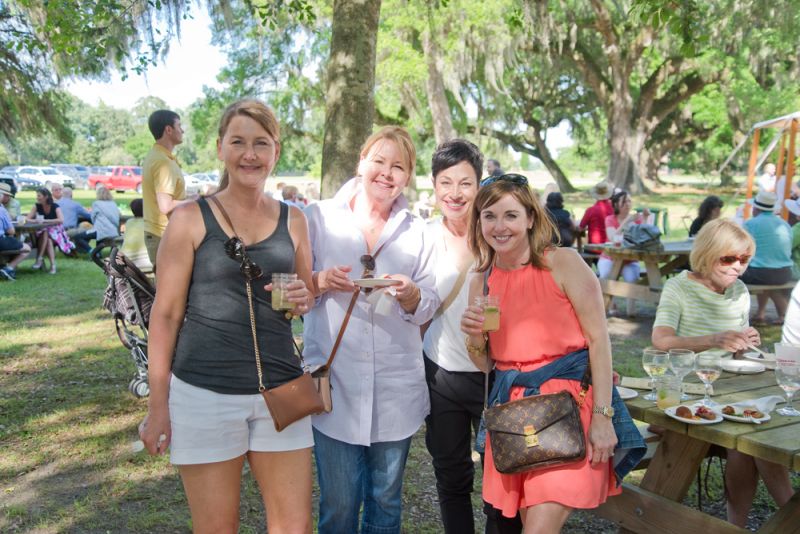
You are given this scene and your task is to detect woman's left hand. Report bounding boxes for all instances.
[265,279,312,316]
[386,274,420,312]
[588,415,618,466]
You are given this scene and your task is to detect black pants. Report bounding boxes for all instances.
[424,356,521,534]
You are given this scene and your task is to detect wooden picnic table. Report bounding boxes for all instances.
[12,219,59,242]
[595,367,800,533]
[585,240,694,310]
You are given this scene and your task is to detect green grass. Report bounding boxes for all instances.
[0,184,796,531]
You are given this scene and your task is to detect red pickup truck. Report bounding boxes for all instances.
[88,166,143,193]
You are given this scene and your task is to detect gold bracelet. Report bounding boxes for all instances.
[465,335,487,357]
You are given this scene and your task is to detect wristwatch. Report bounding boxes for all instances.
[593,405,615,418]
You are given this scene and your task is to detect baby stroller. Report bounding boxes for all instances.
[95,246,154,398]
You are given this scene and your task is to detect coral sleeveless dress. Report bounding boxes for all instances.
[483,263,620,517]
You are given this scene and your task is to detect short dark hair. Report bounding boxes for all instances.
[431,139,484,183]
[129,198,143,217]
[546,192,564,210]
[148,110,180,140]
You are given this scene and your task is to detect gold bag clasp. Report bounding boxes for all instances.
[524,424,539,447]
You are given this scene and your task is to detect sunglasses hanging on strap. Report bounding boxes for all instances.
[208,195,324,431]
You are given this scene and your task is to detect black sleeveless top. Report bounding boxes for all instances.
[36,202,60,219]
[172,197,301,394]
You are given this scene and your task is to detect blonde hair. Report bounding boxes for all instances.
[217,99,280,191]
[468,180,557,272]
[690,218,755,276]
[96,186,113,201]
[359,126,416,180]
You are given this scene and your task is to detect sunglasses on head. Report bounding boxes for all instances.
[225,236,264,281]
[719,254,751,266]
[480,173,529,188]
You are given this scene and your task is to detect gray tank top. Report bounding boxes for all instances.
[172,197,301,394]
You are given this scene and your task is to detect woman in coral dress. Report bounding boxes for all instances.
[461,175,641,532]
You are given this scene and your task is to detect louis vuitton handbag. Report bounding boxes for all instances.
[483,364,591,474]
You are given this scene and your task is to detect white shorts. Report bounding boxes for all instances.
[168,374,313,465]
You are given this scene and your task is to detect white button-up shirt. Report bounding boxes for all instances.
[304,178,439,445]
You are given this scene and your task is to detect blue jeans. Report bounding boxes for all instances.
[314,428,412,534]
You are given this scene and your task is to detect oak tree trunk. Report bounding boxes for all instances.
[320,0,382,199]
[422,16,455,144]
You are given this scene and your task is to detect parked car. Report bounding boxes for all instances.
[88,165,143,193]
[17,169,74,192]
[184,172,220,194]
[16,166,73,188]
[52,164,90,189]
[0,172,17,196]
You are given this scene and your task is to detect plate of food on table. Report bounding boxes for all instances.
[664,403,723,425]
[720,404,771,424]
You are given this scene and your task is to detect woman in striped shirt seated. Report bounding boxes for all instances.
[652,218,793,527]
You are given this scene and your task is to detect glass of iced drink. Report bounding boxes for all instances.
[271,273,297,311]
[655,375,682,409]
[476,295,501,332]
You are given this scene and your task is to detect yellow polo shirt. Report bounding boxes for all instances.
[142,144,185,236]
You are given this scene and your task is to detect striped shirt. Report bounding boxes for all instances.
[654,270,750,358]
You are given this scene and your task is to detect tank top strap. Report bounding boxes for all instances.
[196,196,228,239]
[276,200,290,237]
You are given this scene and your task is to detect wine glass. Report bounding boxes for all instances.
[668,349,695,401]
[695,352,722,407]
[775,361,800,416]
[642,349,669,401]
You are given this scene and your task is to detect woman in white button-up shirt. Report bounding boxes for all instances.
[304,126,439,534]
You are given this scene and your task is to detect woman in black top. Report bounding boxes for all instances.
[545,192,577,247]
[140,99,315,532]
[26,187,71,273]
[689,195,724,237]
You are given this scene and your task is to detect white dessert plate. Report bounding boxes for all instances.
[353,278,402,289]
[664,404,723,425]
[721,360,765,374]
[616,386,638,400]
[720,407,771,424]
[743,350,776,362]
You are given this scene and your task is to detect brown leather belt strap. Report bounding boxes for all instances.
[321,240,386,370]
[322,288,360,370]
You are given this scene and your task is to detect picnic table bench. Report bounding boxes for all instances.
[595,369,800,533]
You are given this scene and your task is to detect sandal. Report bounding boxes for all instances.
[750,317,768,326]
[32,260,43,270]
[49,265,57,275]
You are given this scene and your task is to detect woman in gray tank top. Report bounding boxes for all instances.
[139,99,316,532]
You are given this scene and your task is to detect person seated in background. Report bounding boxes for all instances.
[579,180,613,245]
[73,186,120,255]
[651,218,793,527]
[50,183,64,202]
[281,185,305,209]
[58,187,93,245]
[598,190,648,316]
[27,187,75,273]
[689,195,724,237]
[119,198,153,273]
[0,183,20,219]
[0,203,31,281]
[757,163,776,193]
[545,192,577,247]
[741,191,794,325]
[486,158,504,178]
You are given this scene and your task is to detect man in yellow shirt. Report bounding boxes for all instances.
[142,109,187,270]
